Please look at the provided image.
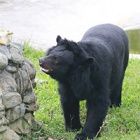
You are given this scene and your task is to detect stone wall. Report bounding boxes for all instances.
[0,43,40,140]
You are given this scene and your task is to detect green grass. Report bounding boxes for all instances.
[22,43,140,140]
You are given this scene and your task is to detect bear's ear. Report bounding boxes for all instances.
[84,57,95,66]
[56,35,62,43]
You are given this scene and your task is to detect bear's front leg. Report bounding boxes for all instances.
[75,96,109,140]
[59,86,82,131]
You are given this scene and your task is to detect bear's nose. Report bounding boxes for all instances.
[39,57,44,66]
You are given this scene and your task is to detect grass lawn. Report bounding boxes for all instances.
[22,43,140,140]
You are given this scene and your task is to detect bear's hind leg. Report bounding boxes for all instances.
[110,80,123,107]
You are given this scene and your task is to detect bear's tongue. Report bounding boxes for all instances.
[40,67,49,73]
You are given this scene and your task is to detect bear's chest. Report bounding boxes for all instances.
[71,84,93,100]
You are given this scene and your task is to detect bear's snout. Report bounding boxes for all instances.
[39,57,54,74]
[39,57,44,67]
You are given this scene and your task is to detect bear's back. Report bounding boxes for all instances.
[80,24,129,80]
[82,24,126,41]
[81,24,129,62]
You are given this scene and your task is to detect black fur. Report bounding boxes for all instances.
[39,24,129,140]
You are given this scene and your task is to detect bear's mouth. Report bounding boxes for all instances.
[40,67,53,74]
[41,67,49,73]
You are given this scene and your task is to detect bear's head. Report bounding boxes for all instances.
[39,35,94,81]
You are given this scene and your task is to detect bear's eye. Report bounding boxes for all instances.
[54,57,59,64]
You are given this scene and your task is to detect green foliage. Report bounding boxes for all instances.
[23,44,140,140]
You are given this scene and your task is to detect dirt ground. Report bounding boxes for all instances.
[0,0,140,50]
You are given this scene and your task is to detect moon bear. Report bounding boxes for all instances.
[39,24,129,140]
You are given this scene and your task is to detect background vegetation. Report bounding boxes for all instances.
[22,43,140,140]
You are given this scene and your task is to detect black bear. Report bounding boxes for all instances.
[39,24,129,140]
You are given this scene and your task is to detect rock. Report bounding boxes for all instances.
[0,70,3,74]
[23,58,36,79]
[9,43,24,65]
[9,113,41,134]
[0,98,5,111]
[31,79,36,88]
[10,42,24,54]
[23,113,41,131]
[0,105,5,112]
[0,116,9,126]
[23,92,36,104]
[26,103,39,111]
[0,127,20,140]
[0,125,7,133]
[19,68,29,92]
[2,92,22,109]
[48,137,61,140]
[15,68,34,95]
[19,103,26,117]
[6,65,17,73]
[9,117,31,134]
[0,45,11,60]
[6,103,26,123]
[26,79,36,92]
[0,89,2,97]
[0,52,8,70]
[0,111,5,119]
[0,42,39,139]
[0,71,17,93]
[14,69,25,95]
